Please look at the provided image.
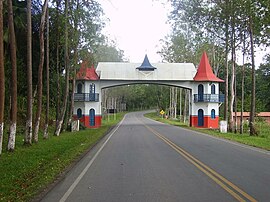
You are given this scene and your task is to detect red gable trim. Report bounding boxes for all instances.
[76,61,99,81]
[193,52,224,82]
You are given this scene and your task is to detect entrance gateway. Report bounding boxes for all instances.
[73,52,224,129]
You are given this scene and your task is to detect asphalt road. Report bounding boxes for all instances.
[41,111,270,202]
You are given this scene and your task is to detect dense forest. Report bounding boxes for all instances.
[0,0,124,154]
[0,0,270,154]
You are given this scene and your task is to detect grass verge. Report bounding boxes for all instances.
[145,112,270,151]
[0,113,125,202]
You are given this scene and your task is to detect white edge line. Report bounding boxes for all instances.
[144,116,270,156]
[59,115,126,202]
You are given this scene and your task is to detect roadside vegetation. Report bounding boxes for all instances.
[0,113,125,202]
[145,112,270,151]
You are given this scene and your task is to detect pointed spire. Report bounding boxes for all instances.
[193,52,224,82]
[136,54,156,71]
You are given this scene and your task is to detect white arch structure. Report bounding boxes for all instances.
[73,52,224,129]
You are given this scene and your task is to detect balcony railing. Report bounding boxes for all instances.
[194,94,224,103]
[74,93,99,102]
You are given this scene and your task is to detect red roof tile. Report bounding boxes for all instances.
[193,52,224,82]
[76,61,99,80]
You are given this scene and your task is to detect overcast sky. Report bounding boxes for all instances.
[99,0,266,66]
[100,0,171,63]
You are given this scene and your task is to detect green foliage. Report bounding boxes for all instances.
[256,54,270,111]
[0,113,125,201]
[145,112,270,151]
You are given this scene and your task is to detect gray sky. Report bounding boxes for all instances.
[100,0,171,63]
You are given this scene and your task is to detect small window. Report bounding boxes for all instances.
[77,108,82,118]
[77,83,82,93]
[90,83,95,94]
[211,84,216,94]
[211,109,216,119]
[198,84,204,101]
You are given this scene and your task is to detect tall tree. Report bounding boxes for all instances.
[55,0,61,130]
[223,0,230,124]
[33,0,49,142]
[229,1,236,132]
[68,0,80,127]
[25,0,33,145]
[55,0,69,136]
[240,34,246,134]
[0,0,4,154]
[43,8,49,139]
[7,0,17,151]
[248,12,256,136]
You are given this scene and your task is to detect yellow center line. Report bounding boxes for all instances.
[139,118,257,202]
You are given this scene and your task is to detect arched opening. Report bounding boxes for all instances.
[211,84,216,94]
[198,109,204,126]
[198,84,204,101]
[211,109,216,119]
[77,108,82,118]
[77,83,82,93]
[89,108,95,126]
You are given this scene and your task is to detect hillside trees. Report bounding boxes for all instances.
[162,0,270,134]
[0,0,122,152]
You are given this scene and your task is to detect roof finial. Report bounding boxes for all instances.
[136,54,156,71]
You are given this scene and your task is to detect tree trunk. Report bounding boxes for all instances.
[68,0,79,128]
[44,8,49,139]
[223,0,229,124]
[249,15,256,136]
[183,89,187,123]
[179,88,182,122]
[55,0,69,136]
[33,0,49,142]
[234,68,237,133]
[228,2,235,133]
[55,0,60,129]
[0,0,4,154]
[25,0,33,145]
[7,0,17,151]
[240,37,245,134]
[174,87,177,119]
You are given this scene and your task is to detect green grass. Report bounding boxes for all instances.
[145,112,270,151]
[0,113,125,202]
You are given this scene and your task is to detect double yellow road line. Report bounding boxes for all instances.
[141,121,257,202]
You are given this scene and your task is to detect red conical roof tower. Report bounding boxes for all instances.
[76,61,99,80]
[193,52,224,82]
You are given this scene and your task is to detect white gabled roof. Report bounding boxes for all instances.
[96,62,197,81]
